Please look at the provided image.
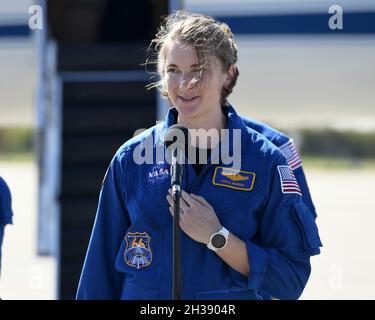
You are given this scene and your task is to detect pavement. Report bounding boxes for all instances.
[0,161,56,300]
[300,168,375,299]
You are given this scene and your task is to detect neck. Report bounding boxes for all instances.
[177,108,225,131]
[177,107,226,148]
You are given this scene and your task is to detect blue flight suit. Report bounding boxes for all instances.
[76,105,322,300]
[0,177,13,273]
[239,116,317,300]
[241,116,317,219]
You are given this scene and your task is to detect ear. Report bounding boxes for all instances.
[225,64,236,86]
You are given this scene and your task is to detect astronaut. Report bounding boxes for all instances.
[76,105,322,300]
[76,11,322,300]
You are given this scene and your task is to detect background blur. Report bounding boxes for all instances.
[0,0,374,299]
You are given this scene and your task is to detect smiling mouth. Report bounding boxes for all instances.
[178,96,199,102]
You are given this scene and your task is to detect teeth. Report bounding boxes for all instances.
[181,96,195,101]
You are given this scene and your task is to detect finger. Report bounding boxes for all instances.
[191,193,210,207]
[167,192,189,213]
[181,190,199,207]
[179,197,190,212]
[169,204,186,223]
[166,194,174,207]
[169,188,185,202]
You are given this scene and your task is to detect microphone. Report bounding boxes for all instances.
[164,124,189,198]
[164,124,189,300]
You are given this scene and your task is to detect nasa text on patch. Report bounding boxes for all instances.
[147,162,170,184]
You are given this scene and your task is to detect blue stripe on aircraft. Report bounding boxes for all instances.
[0,25,30,37]
[0,12,374,38]
[216,12,375,34]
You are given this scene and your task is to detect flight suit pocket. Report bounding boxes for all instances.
[290,203,322,256]
[116,210,163,291]
[121,282,159,300]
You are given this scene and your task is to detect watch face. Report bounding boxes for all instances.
[212,234,226,249]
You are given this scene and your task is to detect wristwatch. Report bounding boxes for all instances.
[207,226,229,252]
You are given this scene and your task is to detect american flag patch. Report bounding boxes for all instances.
[279,139,302,170]
[277,165,302,196]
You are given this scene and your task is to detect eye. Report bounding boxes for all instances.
[167,67,179,73]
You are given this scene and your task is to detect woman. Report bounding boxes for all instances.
[77,11,322,300]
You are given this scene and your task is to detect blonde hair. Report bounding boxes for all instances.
[146,11,239,106]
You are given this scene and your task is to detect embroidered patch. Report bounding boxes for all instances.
[277,165,302,196]
[212,167,256,191]
[279,139,302,170]
[124,232,152,269]
[147,162,170,184]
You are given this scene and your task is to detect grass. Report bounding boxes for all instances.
[0,152,34,162]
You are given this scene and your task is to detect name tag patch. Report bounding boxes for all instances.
[212,167,256,191]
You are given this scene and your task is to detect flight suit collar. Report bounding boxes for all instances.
[160,104,250,158]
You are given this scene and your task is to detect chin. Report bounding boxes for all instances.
[176,104,201,119]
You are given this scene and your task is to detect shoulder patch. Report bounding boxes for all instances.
[124,232,152,269]
[277,165,302,196]
[279,139,302,170]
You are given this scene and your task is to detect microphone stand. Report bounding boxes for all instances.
[164,124,189,300]
[171,147,183,300]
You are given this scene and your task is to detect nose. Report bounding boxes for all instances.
[179,78,187,89]
[179,73,190,89]
[179,72,198,89]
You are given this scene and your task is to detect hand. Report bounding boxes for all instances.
[166,189,222,244]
